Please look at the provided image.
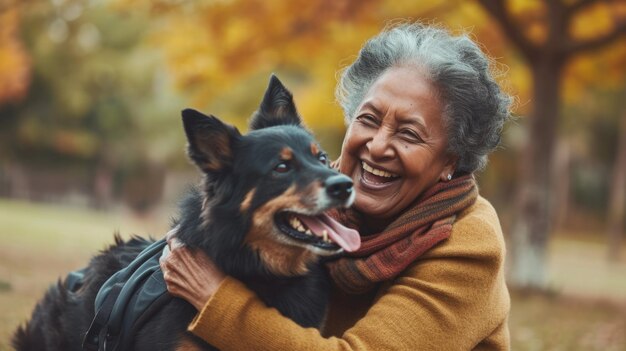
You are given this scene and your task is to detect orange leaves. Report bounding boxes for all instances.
[111,0,625,136]
[0,3,31,103]
[506,0,547,45]
[564,1,626,103]
[569,1,616,41]
[564,40,626,103]
[143,0,385,126]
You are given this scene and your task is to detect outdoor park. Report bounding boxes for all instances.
[1,0,625,350]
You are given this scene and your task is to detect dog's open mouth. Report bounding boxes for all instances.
[276,212,361,252]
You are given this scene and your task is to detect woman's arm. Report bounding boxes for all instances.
[159,238,225,310]
[160,201,510,350]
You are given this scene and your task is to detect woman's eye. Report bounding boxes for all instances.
[274,161,291,173]
[357,114,378,126]
[318,154,328,165]
[401,129,422,142]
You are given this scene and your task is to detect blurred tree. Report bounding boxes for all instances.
[0,0,31,104]
[0,0,185,209]
[608,100,625,261]
[5,0,623,247]
[127,0,383,139]
[477,0,626,288]
[117,0,504,156]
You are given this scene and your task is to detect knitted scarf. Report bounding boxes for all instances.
[326,174,478,294]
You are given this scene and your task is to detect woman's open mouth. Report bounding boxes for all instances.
[360,161,400,189]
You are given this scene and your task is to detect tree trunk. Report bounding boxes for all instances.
[508,57,562,289]
[607,112,626,261]
[553,139,570,231]
[92,144,115,210]
[93,163,114,210]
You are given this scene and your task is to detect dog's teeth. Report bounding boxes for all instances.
[289,216,305,232]
[322,230,328,242]
[286,214,311,234]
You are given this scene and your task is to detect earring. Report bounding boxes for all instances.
[447,174,452,181]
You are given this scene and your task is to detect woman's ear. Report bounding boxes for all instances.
[440,154,459,182]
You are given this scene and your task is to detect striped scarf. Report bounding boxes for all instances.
[326,174,478,294]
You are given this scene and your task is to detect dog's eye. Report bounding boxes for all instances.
[274,161,291,173]
[318,154,328,165]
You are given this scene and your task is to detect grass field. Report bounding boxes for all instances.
[0,199,171,350]
[1,199,625,350]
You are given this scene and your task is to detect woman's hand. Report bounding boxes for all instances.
[159,237,226,310]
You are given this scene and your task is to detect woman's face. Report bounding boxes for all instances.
[339,66,456,220]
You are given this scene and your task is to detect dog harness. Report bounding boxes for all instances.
[70,238,172,351]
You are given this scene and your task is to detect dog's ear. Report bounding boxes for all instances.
[249,74,302,130]
[182,108,241,173]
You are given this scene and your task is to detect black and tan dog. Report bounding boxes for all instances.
[13,75,360,350]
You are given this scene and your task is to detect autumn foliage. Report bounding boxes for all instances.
[0,0,624,255]
[0,3,31,103]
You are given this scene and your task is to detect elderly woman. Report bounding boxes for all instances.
[161,23,512,350]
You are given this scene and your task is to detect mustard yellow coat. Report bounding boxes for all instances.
[187,196,510,350]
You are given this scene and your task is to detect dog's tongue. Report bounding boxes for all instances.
[298,213,361,252]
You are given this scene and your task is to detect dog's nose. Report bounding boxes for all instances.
[324,175,353,202]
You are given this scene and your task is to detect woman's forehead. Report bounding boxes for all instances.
[357,67,445,133]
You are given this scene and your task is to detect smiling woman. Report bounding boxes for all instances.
[161,22,513,351]
[339,66,455,223]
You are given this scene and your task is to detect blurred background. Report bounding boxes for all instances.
[1,0,625,349]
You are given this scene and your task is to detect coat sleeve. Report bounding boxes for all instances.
[187,200,510,350]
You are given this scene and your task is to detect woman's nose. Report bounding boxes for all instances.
[367,129,395,160]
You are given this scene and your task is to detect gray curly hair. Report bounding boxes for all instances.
[336,23,512,173]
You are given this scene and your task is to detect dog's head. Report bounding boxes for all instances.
[181,75,360,276]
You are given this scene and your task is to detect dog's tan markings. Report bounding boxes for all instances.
[245,185,316,276]
[256,242,315,277]
[176,337,203,351]
[310,143,319,156]
[240,188,256,212]
[194,133,231,172]
[280,147,293,160]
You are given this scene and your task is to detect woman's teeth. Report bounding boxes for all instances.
[362,162,398,178]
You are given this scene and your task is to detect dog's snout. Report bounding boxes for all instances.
[324,175,353,202]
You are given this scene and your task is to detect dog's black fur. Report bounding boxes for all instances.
[13,75,354,350]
